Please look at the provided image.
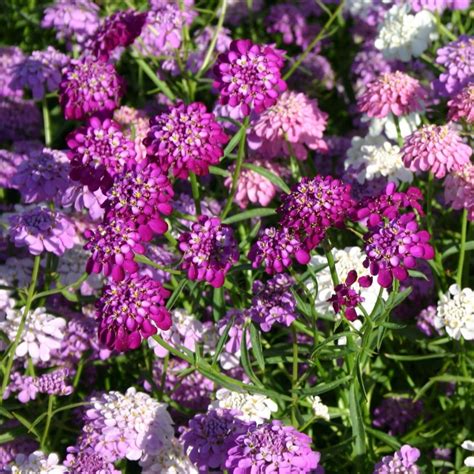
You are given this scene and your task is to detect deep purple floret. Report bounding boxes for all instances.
[373,397,423,436]
[64,446,120,474]
[0,97,41,142]
[329,270,367,321]
[374,444,421,473]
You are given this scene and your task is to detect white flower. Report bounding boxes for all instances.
[307,247,387,316]
[462,440,474,467]
[210,388,278,424]
[434,285,474,340]
[7,451,67,474]
[0,307,66,363]
[337,319,363,346]
[308,396,330,421]
[346,136,413,185]
[344,0,374,17]
[367,113,421,141]
[375,5,435,61]
[0,257,34,288]
[0,289,15,318]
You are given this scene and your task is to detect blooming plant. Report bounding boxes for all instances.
[0,1,473,473]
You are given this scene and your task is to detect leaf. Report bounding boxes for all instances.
[407,269,429,280]
[224,126,245,158]
[249,323,265,372]
[442,241,474,260]
[301,375,352,396]
[242,163,291,194]
[166,279,188,310]
[212,315,234,367]
[223,208,276,225]
[365,427,401,449]
[209,165,231,177]
[11,411,41,439]
[349,383,366,456]
[384,353,455,362]
[135,58,175,101]
[240,326,262,387]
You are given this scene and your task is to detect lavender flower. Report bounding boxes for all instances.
[0,149,27,189]
[0,97,41,142]
[448,82,474,123]
[0,46,25,98]
[373,397,423,435]
[416,305,442,337]
[59,57,125,120]
[0,435,38,469]
[373,445,421,473]
[64,446,120,474]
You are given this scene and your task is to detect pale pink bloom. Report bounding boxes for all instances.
[448,83,474,124]
[113,106,149,163]
[445,162,474,221]
[248,90,328,160]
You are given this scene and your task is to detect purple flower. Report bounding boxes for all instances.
[0,46,26,98]
[83,218,145,281]
[0,149,27,189]
[0,97,41,142]
[213,39,287,116]
[96,275,171,352]
[178,215,239,288]
[373,445,421,473]
[445,162,474,221]
[0,433,38,468]
[64,446,120,474]
[434,36,474,97]
[225,420,321,474]
[373,398,423,436]
[61,184,107,221]
[290,51,335,91]
[250,274,297,332]
[87,10,147,61]
[144,101,229,178]
[8,207,75,256]
[249,226,310,275]
[217,309,249,355]
[140,244,177,284]
[416,305,442,337]
[329,270,367,321]
[59,57,125,120]
[448,82,474,123]
[411,0,469,11]
[12,148,71,204]
[10,47,69,100]
[180,409,250,472]
[66,117,137,192]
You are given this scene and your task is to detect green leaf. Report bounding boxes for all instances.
[301,375,352,396]
[242,163,291,194]
[407,269,429,280]
[349,383,366,456]
[135,58,175,101]
[442,241,474,260]
[384,353,455,361]
[365,427,401,449]
[209,165,231,177]
[224,126,245,157]
[249,323,265,372]
[212,314,234,366]
[240,326,262,387]
[223,207,276,224]
[166,279,188,310]
[11,411,41,439]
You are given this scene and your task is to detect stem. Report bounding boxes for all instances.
[1,255,41,400]
[392,114,403,148]
[291,326,299,427]
[134,55,176,101]
[42,98,51,147]
[189,173,202,215]
[456,209,468,287]
[32,272,88,302]
[323,241,339,286]
[41,395,55,449]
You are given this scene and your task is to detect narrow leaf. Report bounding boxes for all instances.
[249,323,265,372]
[223,207,276,224]
[242,163,291,194]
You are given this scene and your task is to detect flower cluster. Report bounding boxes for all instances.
[444,162,474,220]
[448,82,474,123]
[373,397,423,435]
[374,445,421,474]
[329,270,367,321]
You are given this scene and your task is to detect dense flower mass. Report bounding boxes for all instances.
[213,39,287,115]
[373,445,421,473]
[6,450,66,473]
[178,215,239,288]
[373,397,423,436]
[58,57,125,120]
[144,101,228,178]
[0,46,25,98]
[444,162,474,220]
[401,124,472,178]
[448,82,474,123]
[96,275,171,351]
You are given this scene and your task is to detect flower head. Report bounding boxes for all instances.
[374,445,421,474]
[309,396,330,421]
[96,275,171,352]
[64,446,120,474]
[416,305,442,337]
[0,97,41,142]
[213,39,287,116]
[7,451,66,474]
[178,215,239,288]
[248,90,328,160]
[357,71,427,118]
[445,162,474,221]
[462,440,474,468]
[144,101,228,178]
[411,0,469,11]
[59,57,125,120]
[0,46,25,98]
[401,124,472,178]
[448,82,474,123]
[373,397,423,436]
[329,270,366,321]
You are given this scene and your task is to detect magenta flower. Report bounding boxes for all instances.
[144,101,228,178]
[248,90,328,160]
[329,270,367,321]
[248,226,310,275]
[66,117,136,192]
[444,162,474,221]
[178,215,239,288]
[83,218,145,282]
[374,445,421,473]
[448,82,474,123]
[59,57,125,120]
[104,163,173,240]
[401,124,472,178]
[357,71,427,118]
[213,39,287,116]
[88,10,146,61]
[363,212,434,288]
[8,207,75,256]
[96,275,171,352]
[225,420,321,474]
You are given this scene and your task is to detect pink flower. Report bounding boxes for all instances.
[448,82,474,123]
[357,71,427,118]
[445,162,474,221]
[248,90,328,160]
[401,124,472,178]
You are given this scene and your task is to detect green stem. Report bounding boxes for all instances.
[392,114,403,148]
[291,325,299,426]
[323,241,339,286]
[189,173,202,215]
[134,55,176,101]
[42,98,51,147]
[456,209,468,287]
[32,272,88,302]
[1,255,41,400]
[41,395,55,449]
[158,354,169,402]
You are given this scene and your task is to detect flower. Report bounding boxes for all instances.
[180,409,249,472]
[373,445,421,473]
[79,387,174,463]
[434,36,474,97]
[416,305,442,337]
[329,270,366,321]
[87,10,146,61]
[448,82,474,123]
[224,0,263,25]
[144,101,228,178]
[12,148,71,204]
[83,218,145,282]
[224,157,286,209]
[0,307,66,363]
[373,398,423,436]
[0,46,25,98]
[249,273,297,332]
[96,275,171,352]
[61,184,107,221]
[434,284,474,340]
[411,0,470,11]
[357,71,427,119]
[210,388,278,424]
[375,5,435,61]
[8,207,75,256]
[363,212,434,288]
[309,396,330,421]
[41,0,100,44]
[462,440,474,467]
[401,124,472,178]
[0,149,27,189]
[64,446,120,474]
[225,420,321,474]
[248,90,327,160]
[0,97,41,142]
[10,47,69,100]
[0,436,38,470]
[345,136,413,185]
[178,215,239,288]
[445,162,474,221]
[66,117,137,192]
[289,51,335,91]
[58,57,125,120]
[213,39,287,116]
[7,450,66,474]
[216,309,249,369]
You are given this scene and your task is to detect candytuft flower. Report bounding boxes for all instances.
[373,397,423,436]
[448,82,474,123]
[7,450,66,473]
[329,270,366,321]
[373,445,421,473]
[444,162,474,221]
